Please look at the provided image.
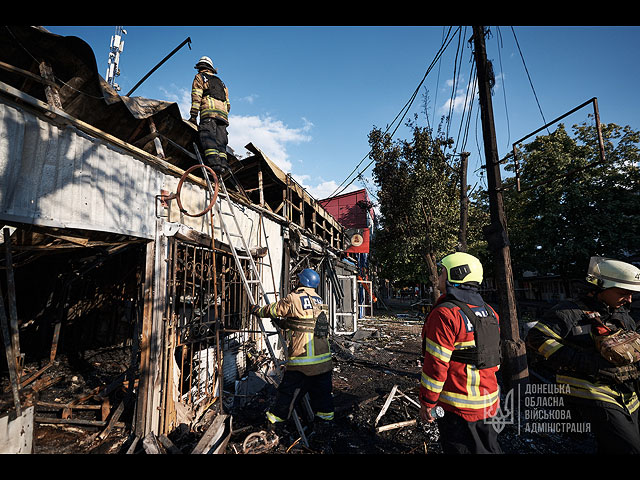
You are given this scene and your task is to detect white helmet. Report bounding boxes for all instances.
[195,56,215,72]
[586,257,640,292]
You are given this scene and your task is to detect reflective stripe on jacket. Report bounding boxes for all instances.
[420,294,500,422]
[526,296,639,412]
[255,287,332,376]
[190,69,230,123]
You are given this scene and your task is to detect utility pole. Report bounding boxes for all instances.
[472,26,529,390]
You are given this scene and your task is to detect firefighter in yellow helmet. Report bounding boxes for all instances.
[189,56,230,175]
[250,268,334,446]
[419,252,503,454]
[526,257,640,454]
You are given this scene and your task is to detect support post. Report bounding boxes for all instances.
[472,26,529,389]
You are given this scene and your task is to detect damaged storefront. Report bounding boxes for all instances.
[0,26,353,453]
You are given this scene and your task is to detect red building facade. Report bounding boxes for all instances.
[318,189,374,254]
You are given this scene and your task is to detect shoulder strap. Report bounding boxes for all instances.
[438,297,491,327]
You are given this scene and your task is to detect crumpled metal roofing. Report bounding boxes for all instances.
[0,25,197,170]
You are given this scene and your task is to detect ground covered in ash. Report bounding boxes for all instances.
[223,301,598,455]
[3,300,599,455]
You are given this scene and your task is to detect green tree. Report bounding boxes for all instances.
[370,118,487,303]
[503,120,640,280]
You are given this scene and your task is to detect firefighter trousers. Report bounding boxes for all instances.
[568,400,640,454]
[198,117,229,173]
[268,370,334,424]
[437,410,503,454]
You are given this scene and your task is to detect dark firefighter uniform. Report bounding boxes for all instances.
[252,286,334,425]
[526,295,640,453]
[189,64,230,173]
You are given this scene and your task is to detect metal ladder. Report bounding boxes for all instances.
[193,146,314,446]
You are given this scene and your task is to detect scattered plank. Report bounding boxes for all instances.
[142,432,162,454]
[126,435,140,454]
[34,416,126,428]
[191,414,231,454]
[376,419,417,433]
[97,400,126,441]
[374,385,398,427]
[374,385,422,433]
[158,434,182,454]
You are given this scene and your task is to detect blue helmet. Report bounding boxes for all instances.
[298,268,320,288]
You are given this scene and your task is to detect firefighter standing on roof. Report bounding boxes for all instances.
[419,252,503,454]
[526,257,640,454]
[251,268,334,436]
[189,55,230,174]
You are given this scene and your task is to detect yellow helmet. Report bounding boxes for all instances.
[439,252,483,285]
[586,257,640,292]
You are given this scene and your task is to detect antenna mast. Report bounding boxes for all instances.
[106,26,127,91]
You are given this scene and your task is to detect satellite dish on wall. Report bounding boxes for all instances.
[351,233,363,247]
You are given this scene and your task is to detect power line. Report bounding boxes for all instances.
[496,26,512,149]
[511,26,548,132]
[325,26,461,199]
[444,27,465,144]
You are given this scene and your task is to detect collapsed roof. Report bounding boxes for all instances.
[0,25,344,251]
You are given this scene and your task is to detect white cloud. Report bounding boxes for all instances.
[292,174,361,201]
[159,84,347,202]
[238,94,259,104]
[439,75,478,115]
[160,85,191,119]
[228,114,312,172]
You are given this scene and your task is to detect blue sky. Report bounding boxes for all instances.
[44,26,640,203]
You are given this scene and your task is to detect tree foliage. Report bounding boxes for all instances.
[502,120,640,279]
[369,117,488,302]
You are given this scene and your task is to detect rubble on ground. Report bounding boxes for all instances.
[1,300,599,454]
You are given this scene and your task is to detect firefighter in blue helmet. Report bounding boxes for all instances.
[251,268,334,442]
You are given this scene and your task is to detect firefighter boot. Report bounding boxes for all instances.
[309,420,334,454]
[207,155,229,176]
[266,418,290,444]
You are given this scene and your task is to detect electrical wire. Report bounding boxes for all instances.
[325,26,461,200]
[430,26,447,130]
[511,26,548,133]
[444,28,464,144]
[451,50,477,156]
[496,27,511,149]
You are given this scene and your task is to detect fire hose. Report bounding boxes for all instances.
[161,164,219,217]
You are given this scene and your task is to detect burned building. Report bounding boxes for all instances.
[0,26,356,453]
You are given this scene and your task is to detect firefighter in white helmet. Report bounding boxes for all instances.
[419,251,503,454]
[189,56,231,175]
[526,257,640,453]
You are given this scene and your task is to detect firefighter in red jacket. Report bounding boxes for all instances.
[419,252,503,454]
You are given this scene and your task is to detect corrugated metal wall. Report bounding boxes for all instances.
[0,97,286,276]
[0,99,162,239]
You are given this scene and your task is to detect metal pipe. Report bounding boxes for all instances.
[126,37,191,97]
[512,97,607,192]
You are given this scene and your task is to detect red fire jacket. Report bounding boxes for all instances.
[419,294,500,422]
